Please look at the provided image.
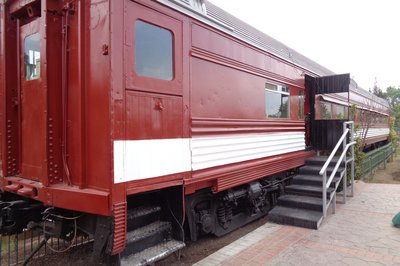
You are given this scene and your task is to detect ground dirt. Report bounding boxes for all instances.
[364,151,400,184]
[27,212,269,266]
[156,217,268,265]
[27,151,400,266]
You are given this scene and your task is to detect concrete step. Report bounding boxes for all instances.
[299,165,345,177]
[268,206,323,229]
[292,175,341,188]
[277,194,323,212]
[285,184,335,199]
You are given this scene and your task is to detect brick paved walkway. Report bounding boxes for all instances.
[194,182,400,266]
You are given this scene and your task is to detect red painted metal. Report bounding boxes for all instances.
[191,118,305,135]
[215,150,313,192]
[186,150,314,194]
[19,18,45,181]
[112,202,127,255]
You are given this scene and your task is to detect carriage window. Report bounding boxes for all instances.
[265,82,290,118]
[24,33,41,80]
[135,20,173,80]
[316,101,332,119]
[299,90,304,119]
[335,105,346,120]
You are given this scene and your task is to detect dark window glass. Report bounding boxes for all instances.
[265,82,290,118]
[135,20,173,80]
[299,91,304,119]
[24,33,40,80]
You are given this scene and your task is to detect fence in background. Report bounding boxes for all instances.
[0,227,91,266]
[362,143,395,177]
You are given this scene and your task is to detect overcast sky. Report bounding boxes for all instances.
[208,0,400,91]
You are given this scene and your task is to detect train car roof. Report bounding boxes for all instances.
[1,0,388,110]
[159,0,388,109]
[204,1,335,77]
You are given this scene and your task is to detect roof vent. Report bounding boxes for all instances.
[170,0,207,14]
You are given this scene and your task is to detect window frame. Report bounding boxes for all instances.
[265,82,290,119]
[124,2,183,95]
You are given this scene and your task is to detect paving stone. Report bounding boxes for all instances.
[195,182,400,266]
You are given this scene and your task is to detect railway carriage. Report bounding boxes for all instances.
[0,0,390,264]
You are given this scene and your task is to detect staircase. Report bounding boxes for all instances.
[120,206,185,266]
[268,156,346,229]
[268,121,356,229]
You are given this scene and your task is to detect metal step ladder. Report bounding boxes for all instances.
[120,206,185,266]
[268,121,356,229]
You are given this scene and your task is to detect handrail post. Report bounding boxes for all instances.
[322,171,327,218]
[342,122,347,203]
[350,122,355,197]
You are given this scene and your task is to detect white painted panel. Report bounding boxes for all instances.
[191,132,305,170]
[355,128,389,139]
[114,132,306,183]
[114,139,191,183]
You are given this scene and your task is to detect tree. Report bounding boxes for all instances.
[372,78,384,98]
[383,86,400,130]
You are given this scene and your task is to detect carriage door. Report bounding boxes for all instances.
[19,18,46,181]
[114,1,188,183]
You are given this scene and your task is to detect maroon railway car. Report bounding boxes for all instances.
[0,0,390,264]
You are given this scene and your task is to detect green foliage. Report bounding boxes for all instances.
[349,104,357,121]
[384,86,400,130]
[353,136,365,180]
[389,116,398,148]
[321,102,331,119]
[336,112,345,120]
[348,104,364,179]
[372,82,384,98]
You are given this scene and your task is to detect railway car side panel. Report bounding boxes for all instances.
[0,3,19,180]
[0,3,3,179]
[85,0,111,190]
[187,21,309,193]
[114,1,191,189]
[191,23,305,87]
[191,57,266,119]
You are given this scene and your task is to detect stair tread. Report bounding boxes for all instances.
[300,165,345,172]
[120,239,185,266]
[306,156,342,164]
[294,175,341,182]
[126,221,171,243]
[278,194,323,205]
[269,206,323,221]
[286,184,335,193]
[268,206,324,229]
[127,206,161,219]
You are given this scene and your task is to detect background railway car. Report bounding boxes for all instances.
[0,0,390,264]
[314,81,390,150]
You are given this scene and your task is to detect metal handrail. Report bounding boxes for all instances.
[319,128,349,176]
[326,141,356,188]
[319,121,355,218]
[343,121,355,198]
